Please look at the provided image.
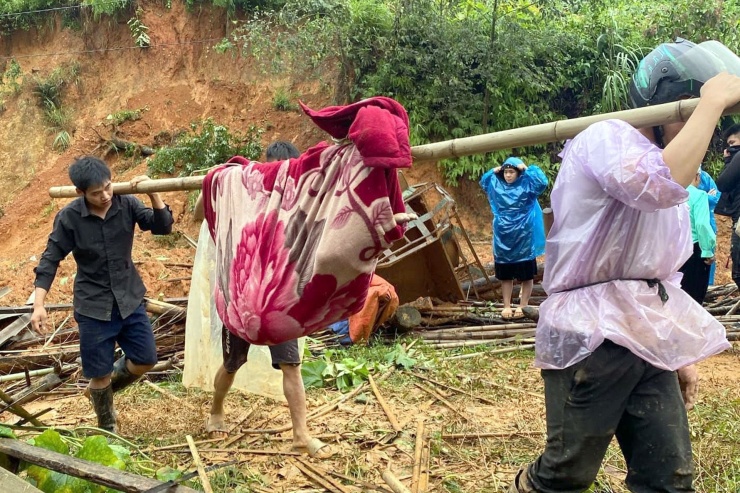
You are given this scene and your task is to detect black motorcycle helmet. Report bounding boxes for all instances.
[629,39,740,147]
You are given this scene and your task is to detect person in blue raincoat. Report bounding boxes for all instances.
[480,156,547,320]
[697,168,720,285]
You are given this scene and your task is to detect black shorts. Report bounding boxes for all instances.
[221,326,300,373]
[494,259,537,281]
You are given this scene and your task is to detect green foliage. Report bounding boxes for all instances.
[128,8,150,48]
[1,59,23,94]
[272,87,297,111]
[82,0,132,20]
[33,69,66,108]
[25,430,128,493]
[106,107,147,126]
[302,343,425,391]
[53,130,72,151]
[0,425,16,438]
[147,118,263,176]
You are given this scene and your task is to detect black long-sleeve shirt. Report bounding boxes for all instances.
[715,152,740,220]
[34,195,174,320]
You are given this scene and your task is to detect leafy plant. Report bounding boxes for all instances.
[128,8,150,48]
[272,87,297,111]
[147,118,263,176]
[302,343,425,391]
[23,429,129,493]
[107,107,147,126]
[1,59,22,94]
[53,131,71,151]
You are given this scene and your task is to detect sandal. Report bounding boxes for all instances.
[511,307,526,320]
[205,415,229,439]
[292,437,336,459]
[501,307,514,320]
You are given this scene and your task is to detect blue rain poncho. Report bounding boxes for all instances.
[698,170,720,285]
[479,163,548,264]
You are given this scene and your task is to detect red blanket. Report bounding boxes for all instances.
[203,97,411,344]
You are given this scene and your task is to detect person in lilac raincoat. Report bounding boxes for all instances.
[509,39,740,493]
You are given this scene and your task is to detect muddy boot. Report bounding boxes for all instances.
[111,357,141,393]
[89,385,117,433]
[508,465,537,493]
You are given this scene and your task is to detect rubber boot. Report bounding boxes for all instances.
[111,357,141,393]
[508,465,537,493]
[89,384,117,433]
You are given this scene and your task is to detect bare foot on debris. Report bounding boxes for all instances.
[205,414,229,439]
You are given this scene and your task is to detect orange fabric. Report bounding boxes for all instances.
[348,274,399,344]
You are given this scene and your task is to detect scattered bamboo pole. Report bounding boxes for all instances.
[186,434,214,493]
[0,388,44,426]
[441,431,544,439]
[411,418,425,493]
[176,448,300,456]
[411,372,498,406]
[440,343,535,356]
[368,373,402,432]
[328,470,394,493]
[413,383,469,421]
[382,468,412,493]
[428,338,535,350]
[293,458,349,493]
[49,176,205,198]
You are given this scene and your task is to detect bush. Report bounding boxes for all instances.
[147,118,264,176]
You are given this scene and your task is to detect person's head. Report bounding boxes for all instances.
[69,156,112,209]
[500,156,523,184]
[629,39,740,147]
[692,166,702,187]
[723,123,740,164]
[265,141,300,162]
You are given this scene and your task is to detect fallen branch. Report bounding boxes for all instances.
[293,457,350,493]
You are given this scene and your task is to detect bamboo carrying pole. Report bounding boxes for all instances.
[48,99,740,198]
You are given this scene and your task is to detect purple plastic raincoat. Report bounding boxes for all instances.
[536,119,729,371]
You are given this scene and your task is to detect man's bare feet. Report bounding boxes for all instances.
[205,414,229,439]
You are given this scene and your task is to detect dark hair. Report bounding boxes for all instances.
[723,123,740,141]
[68,156,111,192]
[265,141,300,162]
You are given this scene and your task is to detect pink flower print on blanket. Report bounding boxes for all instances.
[215,210,304,344]
[289,272,372,332]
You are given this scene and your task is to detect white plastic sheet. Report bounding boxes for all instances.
[183,222,304,401]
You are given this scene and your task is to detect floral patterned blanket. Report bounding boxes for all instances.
[203,97,411,345]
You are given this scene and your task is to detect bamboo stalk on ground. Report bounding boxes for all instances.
[368,373,402,432]
[382,468,412,493]
[411,418,425,493]
[186,435,214,493]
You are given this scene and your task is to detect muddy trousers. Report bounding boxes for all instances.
[527,341,694,493]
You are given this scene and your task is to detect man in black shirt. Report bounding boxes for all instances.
[31,156,174,433]
[715,123,740,289]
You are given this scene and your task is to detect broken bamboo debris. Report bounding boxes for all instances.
[368,373,403,432]
[411,418,425,493]
[382,468,412,493]
[441,430,544,439]
[186,435,214,493]
[427,339,535,350]
[440,344,536,358]
[328,470,395,493]
[417,328,536,341]
[293,458,352,493]
[412,383,470,421]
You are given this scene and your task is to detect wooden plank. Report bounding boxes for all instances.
[0,315,31,347]
[0,439,197,493]
[0,465,44,492]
